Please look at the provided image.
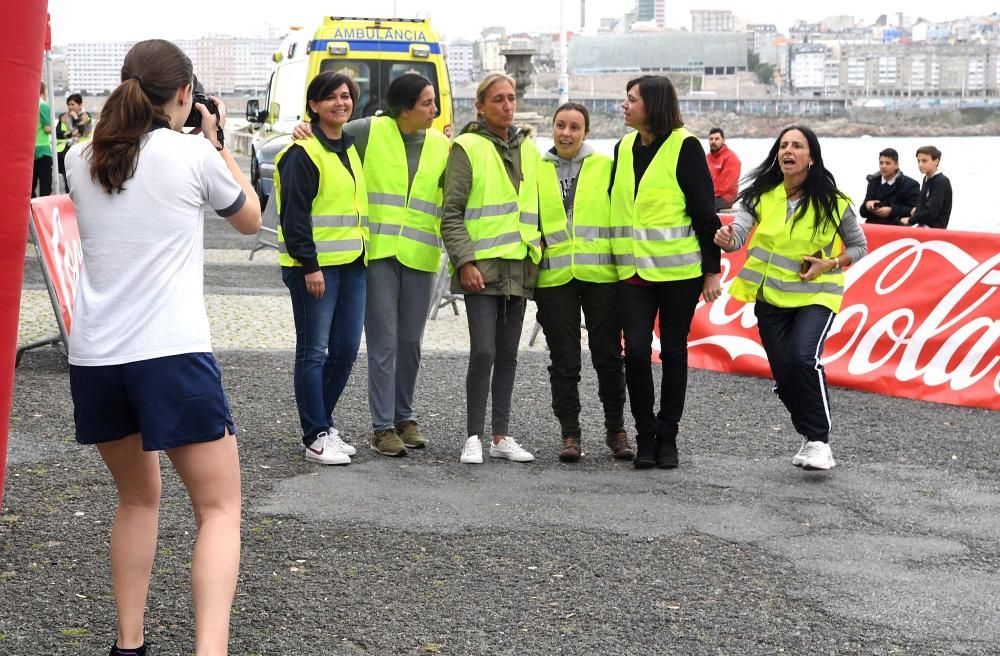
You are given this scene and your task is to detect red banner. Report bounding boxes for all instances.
[686,222,1000,411]
[29,195,82,335]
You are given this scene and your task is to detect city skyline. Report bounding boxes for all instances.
[47,0,999,45]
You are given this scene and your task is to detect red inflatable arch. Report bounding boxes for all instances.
[0,4,48,508]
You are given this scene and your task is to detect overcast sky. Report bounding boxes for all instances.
[47,0,998,45]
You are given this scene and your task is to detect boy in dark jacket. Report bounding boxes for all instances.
[904,145,952,229]
[859,148,920,226]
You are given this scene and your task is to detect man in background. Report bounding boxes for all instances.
[56,93,93,189]
[706,127,740,210]
[904,145,952,229]
[859,148,920,226]
[32,81,52,197]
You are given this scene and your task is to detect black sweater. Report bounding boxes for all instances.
[610,133,722,274]
[912,173,953,229]
[859,172,920,225]
[276,123,355,273]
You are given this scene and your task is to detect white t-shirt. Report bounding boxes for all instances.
[65,128,244,366]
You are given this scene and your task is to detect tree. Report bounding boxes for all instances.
[748,51,760,70]
[755,63,774,85]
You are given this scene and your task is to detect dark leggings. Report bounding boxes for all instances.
[464,294,526,438]
[618,277,703,440]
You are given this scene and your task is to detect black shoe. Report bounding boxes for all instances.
[110,644,148,656]
[634,434,656,469]
[656,434,678,469]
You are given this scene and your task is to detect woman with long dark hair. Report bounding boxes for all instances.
[65,39,260,655]
[610,75,723,470]
[714,125,867,470]
[275,71,368,466]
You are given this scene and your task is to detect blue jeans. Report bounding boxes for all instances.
[282,260,366,447]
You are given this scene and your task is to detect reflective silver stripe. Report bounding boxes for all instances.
[610,226,632,239]
[361,215,369,228]
[574,253,615,266]
[615,253,636,265]
[278,240,363,254]
[736,267,764,285]
[369,221,400,236]
[528,238,541,250]
[464,201,520,220]
[634,226,694,241]
[540,254,572,270]
[316,239,364,253]
[312,214,359,228]
[544,229,570,246]
[474,232,522,252]
[520,211,539,226]
[636,252,702,269]
[747,246,800,273]
[408,197,441,218]
[575,225,611,240]
[765,277,843,295]
[367,192,407,208]
[400,225,443,248]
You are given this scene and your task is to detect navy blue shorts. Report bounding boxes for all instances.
[70,353,237,452]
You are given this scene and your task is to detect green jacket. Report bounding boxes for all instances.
[441,120,539,298]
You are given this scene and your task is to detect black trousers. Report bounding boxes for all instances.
[32,155,52,197]
[754,300,835,442]
[619,276,703,440]
[534,279,626,438]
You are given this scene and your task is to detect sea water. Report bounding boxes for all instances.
[557,136,999,233]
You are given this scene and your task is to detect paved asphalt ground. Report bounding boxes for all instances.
[3,184,1000,654]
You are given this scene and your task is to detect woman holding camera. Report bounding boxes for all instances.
[65,40,260,656]
[714,125,867,471]
[275,71,368,465]
[610,75,723,470]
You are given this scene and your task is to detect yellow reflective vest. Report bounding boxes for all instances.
[610,128,703,282]
[729,185,849,313]
[453,132,542,265]
[365,117,450,272]
[536,152,617,287]
[274,136,369,267]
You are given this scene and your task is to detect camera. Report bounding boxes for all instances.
[184,91,220,129]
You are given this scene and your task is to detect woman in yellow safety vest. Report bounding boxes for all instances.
[714,125,867,471]
[274,71,368,466]
[610,75,724,470]
[441,72,541,465]
[534,102,633,463]
[295,73,451,458]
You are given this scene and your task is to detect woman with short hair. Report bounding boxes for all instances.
[610,75,723,470]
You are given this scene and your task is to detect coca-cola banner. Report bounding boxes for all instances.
[685,223,1000,412]
[29,195,82,336]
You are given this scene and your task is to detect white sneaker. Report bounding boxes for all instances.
[460,435,483,464]
[791,440,809,467]
[326,429,356,456]
[800,441,836,471]
[489,436,535,463]
[304,431,351,465]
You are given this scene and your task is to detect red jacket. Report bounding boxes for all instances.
[706,144,741,206]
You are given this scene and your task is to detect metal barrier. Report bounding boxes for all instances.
[248,195,279,260]
[428,254,462,319]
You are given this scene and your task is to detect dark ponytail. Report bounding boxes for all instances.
[89,39,193,194]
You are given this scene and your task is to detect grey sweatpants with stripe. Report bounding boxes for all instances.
[365,257,436,432]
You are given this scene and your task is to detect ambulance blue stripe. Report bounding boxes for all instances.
[310,40,442,54]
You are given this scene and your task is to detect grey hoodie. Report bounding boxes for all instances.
[541,141,596,232]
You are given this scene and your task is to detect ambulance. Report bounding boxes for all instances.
[246,16,454,208]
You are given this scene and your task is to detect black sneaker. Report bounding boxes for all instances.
[110,644,148,656]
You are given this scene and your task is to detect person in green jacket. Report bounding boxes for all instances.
[534,102,632,463]
[441,72,540,465]
[33,81,53,197]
